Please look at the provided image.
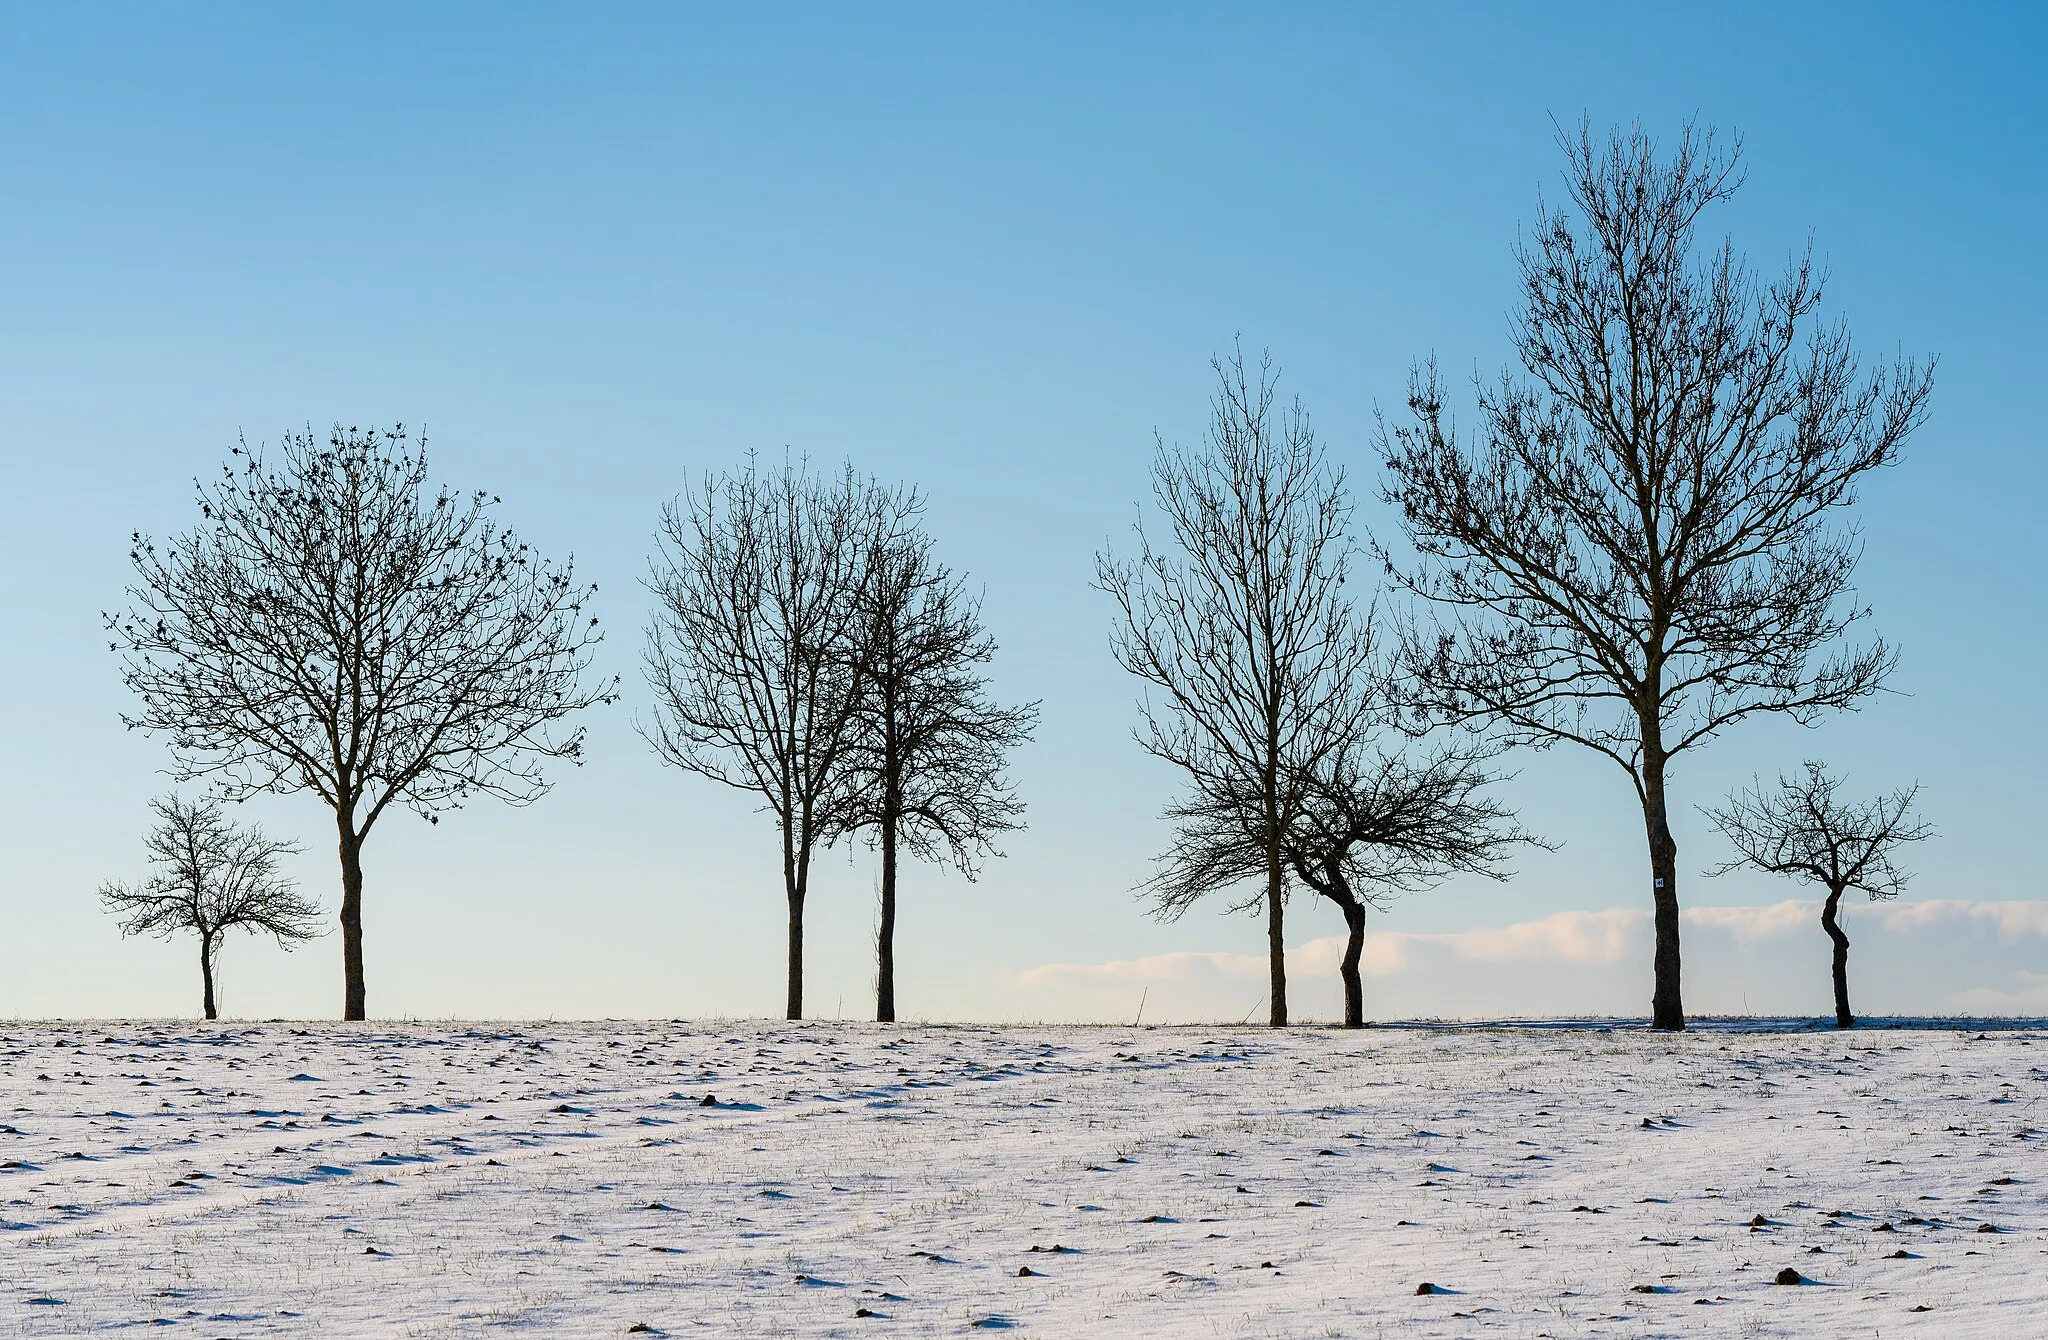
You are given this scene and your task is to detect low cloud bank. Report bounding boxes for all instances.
[1015,899,2048,1023]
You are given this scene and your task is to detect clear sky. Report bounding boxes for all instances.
[2,3,2042,1022]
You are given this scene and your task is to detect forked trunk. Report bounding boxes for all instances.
[1820,885,1854,1028]
[876,808,898,1023]
[199,934,218,1021]
[1339,899,1367,1029]
[1641,757,1685,1031]
[338,818,367,1022]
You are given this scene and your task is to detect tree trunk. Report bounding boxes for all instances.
[876,807,898,1023]
[1339,899,1366,1029]
[785,883,805,1020]
[199,934,218,1021]
[783,814,806,1021]
[338,818,367,1022]
[1641,756,1684,1031]
[1266,857,1288,1028]
[1821,885,1854,1028]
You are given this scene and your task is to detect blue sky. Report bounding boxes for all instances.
[1,4,2042,1021]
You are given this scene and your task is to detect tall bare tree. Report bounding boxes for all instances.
[99,795,322,1020]
[829,525,1038,1022]
[1707,761,1930,1028]
[1380,120,1934,1029]
[642,457,915,1019]
[109,426,614,1021]
[1153,743,1533,1027]
[1098,346,1377,1027]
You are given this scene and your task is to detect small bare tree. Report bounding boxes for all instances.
[109,426,614,1021]
[642,457,915,1019]
[99,795,321,1020]
[1380,120,1934,1030]
[1098,346,1376,1027]
[1706,761,1929,1028]
[1154,743,1533,1027]
[829,525,1038,1022]
[1284,744,1534,1026]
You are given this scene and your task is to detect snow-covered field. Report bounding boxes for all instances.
[2,1021,2043,1337]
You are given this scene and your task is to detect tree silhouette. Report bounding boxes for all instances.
[99,795,321,1020]
[109,426,615,1020]
[1707,761,1930,1027]
[1152,742,1534,1026]
[829,523,1038,1022]
[1285,744,1533,1026]
[1099,346,1377,1026]
[642,457,916,1019]
[1380,120,1933,1029]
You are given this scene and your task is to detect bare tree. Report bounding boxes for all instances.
[1380,120,1934,1030]
[642,457,915,1019]
[1285,745,1534,1027]
[1098,346,1377,1027]
[1706,761,1929,1028]
[1153,743,1534,1027]
[828,524,1038,1022]
[109,426,614,1021]
[99,795,321,1020]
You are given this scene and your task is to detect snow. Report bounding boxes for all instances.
[1,1019,2043,1336]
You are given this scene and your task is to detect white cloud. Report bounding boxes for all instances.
[1682,899,1813,941]
[1010,900,2048,1023]
[1874,898,2048,938]
[1430,907,1642,964]
[1941,973,2048,1013]
[1017,949,1264,990]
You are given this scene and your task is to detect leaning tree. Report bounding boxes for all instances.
[642,457,915,1019]
[109,426,615,1020]
[1707,761,1930,1027]
[1099,345,1377,1027]
[1281,744,1533,1026]
[1153,742,1533,1027]
[99,794,322,1020]
[1380,120,1933,1029]
[827,522,1037,1023]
